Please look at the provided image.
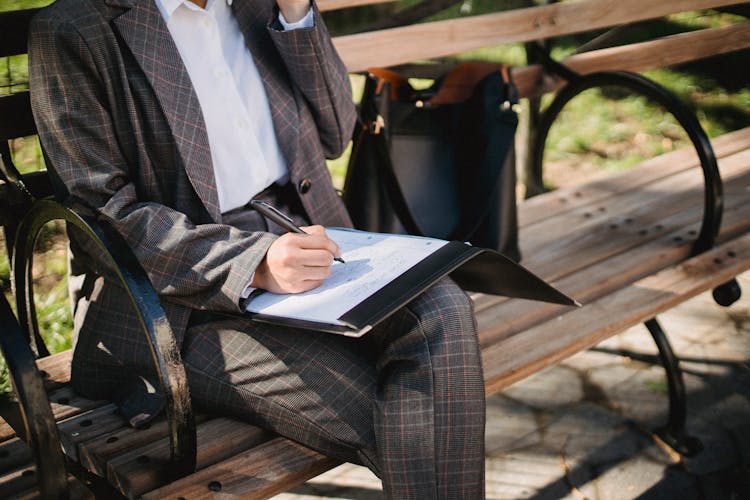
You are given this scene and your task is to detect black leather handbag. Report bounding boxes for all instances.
[343,62,521,261]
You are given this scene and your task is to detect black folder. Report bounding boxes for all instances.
[248,238,577,337]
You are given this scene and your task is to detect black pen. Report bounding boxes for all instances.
[250,200,345,263]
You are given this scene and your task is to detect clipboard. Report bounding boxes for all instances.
[247,229,577,337]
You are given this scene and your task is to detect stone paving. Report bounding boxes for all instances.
[275,271,750,500]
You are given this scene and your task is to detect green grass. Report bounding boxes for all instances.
[0,221,72,395]
[644,379,669,395]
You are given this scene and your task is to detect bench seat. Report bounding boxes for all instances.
[2,126,749,499]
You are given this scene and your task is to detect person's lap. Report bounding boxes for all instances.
[182,305,381,468]
[181,276,483,482]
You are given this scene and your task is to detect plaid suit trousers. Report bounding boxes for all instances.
[183,277,485,499]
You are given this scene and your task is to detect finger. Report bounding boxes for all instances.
[300,225,326,236]
[294,232,341,260]
[298,248,337,267]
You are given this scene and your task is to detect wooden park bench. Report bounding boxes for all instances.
[1,0,749,497]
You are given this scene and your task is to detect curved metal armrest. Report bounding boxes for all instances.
[530,70,723,256]
[10,199,197,481]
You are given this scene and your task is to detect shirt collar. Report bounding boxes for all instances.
[154,0,181,21]
[154,0,217,22]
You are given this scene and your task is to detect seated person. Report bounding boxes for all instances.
[29,0,486,497]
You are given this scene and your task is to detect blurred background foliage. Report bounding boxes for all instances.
[1,0,748,393]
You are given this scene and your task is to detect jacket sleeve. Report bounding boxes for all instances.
[268,1,357,159]
[29,14,277,314]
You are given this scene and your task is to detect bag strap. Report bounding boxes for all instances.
[359,73,425,236]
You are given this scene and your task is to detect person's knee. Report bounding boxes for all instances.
[411,278,476,336]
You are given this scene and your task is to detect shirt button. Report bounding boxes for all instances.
[227,0,233,5]
[298,178,312,194]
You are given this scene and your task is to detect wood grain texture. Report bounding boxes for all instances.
[0,437,32,473]
[37,350,73,390]
[519,127,750,228]
[478,199,750,349]
[77,413,206,478]
[0,385,107,443]
[472,127,750,314]
[477,162,750,330]
[333,0,743,71]
[57,404,124,462]
[511,22,750,98]
[141,437,339,500]
[107,418,270,499]
[482,232,750,395]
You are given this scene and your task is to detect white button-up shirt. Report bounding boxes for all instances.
[154,0,313,213]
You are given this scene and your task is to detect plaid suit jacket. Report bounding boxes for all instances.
[29,0,356,421]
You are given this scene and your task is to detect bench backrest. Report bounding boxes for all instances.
[328,0,749,97]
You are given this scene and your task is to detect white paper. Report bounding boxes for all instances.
[245,228,448,325]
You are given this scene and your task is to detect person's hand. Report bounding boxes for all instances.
[277,0,310,24]
[252,225,341,294]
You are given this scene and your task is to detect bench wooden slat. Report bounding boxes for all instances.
[141,436,339,500]
[474,144,750,324]
[482,231,750,395]
[476,149,750,318]
[333,0,742,71]
[106,418,270,499]
[528,146,749,255]
[512,22,750,98]
[473,127,750,312]
[519,150,750,277]
[0,384,99,443]
[477,199,750,348]
[0,464,40,498]
[0,436,32,473]
[37,349,73,389]
[0,350,73,442]
[77,414,203,478]
[0,466,95,500]
[519,127,750,228]
[58,404,123,462]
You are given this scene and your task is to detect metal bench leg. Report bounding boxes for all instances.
[644,317,702,456]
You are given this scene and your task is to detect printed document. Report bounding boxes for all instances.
[245,228,448,325]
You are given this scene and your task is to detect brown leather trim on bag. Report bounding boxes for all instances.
[367,62,513,105]
[428,61,511,106]
[367,67,412,101]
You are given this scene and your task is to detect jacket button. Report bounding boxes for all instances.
[298,178,312,194]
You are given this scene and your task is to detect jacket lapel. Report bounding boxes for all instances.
[108,0,222,221]
[231,0,299,170]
